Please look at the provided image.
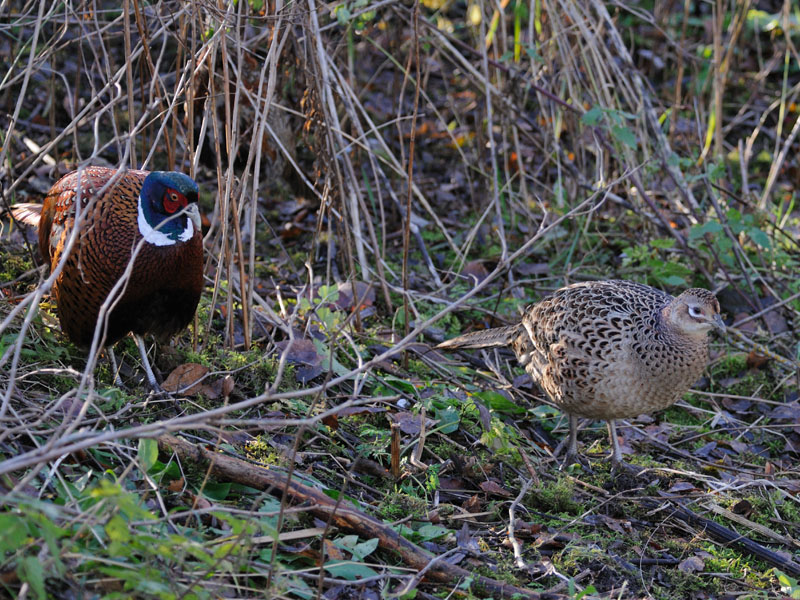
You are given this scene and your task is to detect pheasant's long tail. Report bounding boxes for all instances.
[437,324,521,350]
[9,203,42,228]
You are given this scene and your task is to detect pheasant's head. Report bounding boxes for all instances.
[664,288,725,337]
[138,171,201,246]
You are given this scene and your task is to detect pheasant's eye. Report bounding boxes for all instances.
[163,189,187,214]
[688,305,703,319]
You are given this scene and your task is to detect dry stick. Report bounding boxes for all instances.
[307,0,368,285]
[242,4,290,348]
[157,434,557,600]
[760,90,800,210]
[645,499,800,579]
[401,0,421,369]
[201,34,228,355]
[669,0,691,143]
[589,0,702,215]
[712,0,723,161]
[2,8,183,199]
[479,0,508,264]
[227,5,251,349]
[509,477,535,569]
[132,0,174,168]
[123,0,137,167]
[0,0,47,173]
[324,61,395,307]
[701,501,800,549]
[218,2,240,349]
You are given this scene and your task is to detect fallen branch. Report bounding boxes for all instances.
[647,499,800,578]
[157,434,564,600]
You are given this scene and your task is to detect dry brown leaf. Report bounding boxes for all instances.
[479,480,512,497]
[162,363,209,395]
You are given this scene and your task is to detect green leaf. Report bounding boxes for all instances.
[138,438,158,472]
[351,537,379,561]
[581,106,603,126]
[416,524,450,541]
[529,404,561,419]
[201,481,232,501]
[650,238,675,249]
[325,560,378,580]
[611,125,637,150]
[659,275,687,286]
[433,407,460,434]
[776,569,800,598]
[382,376,417,394]
[18,556,46,600]
[474,390,525,415]
[312,339,350,377]
[688,221,723,240]
[666,152,681,168]
[748,227,771,248]
[525,46,543,63]
[335,5,351,25]
[0,514,28,554]
[105,514,131,543]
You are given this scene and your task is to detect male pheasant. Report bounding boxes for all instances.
[12,167,204,389]
[438,280,725,468]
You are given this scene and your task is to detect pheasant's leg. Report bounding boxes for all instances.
[107,348,124,388]
[135,334,161,391]
[607,420,646,475]
[559,414,590,470]
[607,419,623,466]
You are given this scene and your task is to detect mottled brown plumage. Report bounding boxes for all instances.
[438,280,725,466]
[13,167,203,388]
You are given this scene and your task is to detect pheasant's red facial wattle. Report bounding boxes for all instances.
[163,189,188,214]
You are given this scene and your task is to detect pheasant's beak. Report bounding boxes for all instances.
[184,204,202,231]
[712,314,726,334]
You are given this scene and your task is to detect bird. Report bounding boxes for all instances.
[437,280,725,469]
[11,166,204,390]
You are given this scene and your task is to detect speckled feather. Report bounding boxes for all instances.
[36,167,203,346]
[439,280,721,421]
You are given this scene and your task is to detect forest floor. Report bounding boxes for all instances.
[2,1,800,599]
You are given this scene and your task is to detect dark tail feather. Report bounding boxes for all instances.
[10,203,42,228]
[437,324,521,350]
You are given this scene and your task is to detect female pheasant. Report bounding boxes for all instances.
[13,167,204,389]
[438,280,725,469]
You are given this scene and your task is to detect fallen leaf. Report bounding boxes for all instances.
[678,555,705,573]
[167,477,185,493]
[732,499,753,516]
[479,480,512,497]
[162,363,209,395]
[667,481,698,494]
[461,261,489,283]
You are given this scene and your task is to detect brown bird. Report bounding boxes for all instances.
[438,280,725,468]
[12,167,203,389]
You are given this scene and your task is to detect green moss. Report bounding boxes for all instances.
[0,253,33,283]
[245,435,289,466]
[529,475,579,515]
[378,491,428,521]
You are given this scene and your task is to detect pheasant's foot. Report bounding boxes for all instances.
[610,456,648,476]
[559,449,593,473]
